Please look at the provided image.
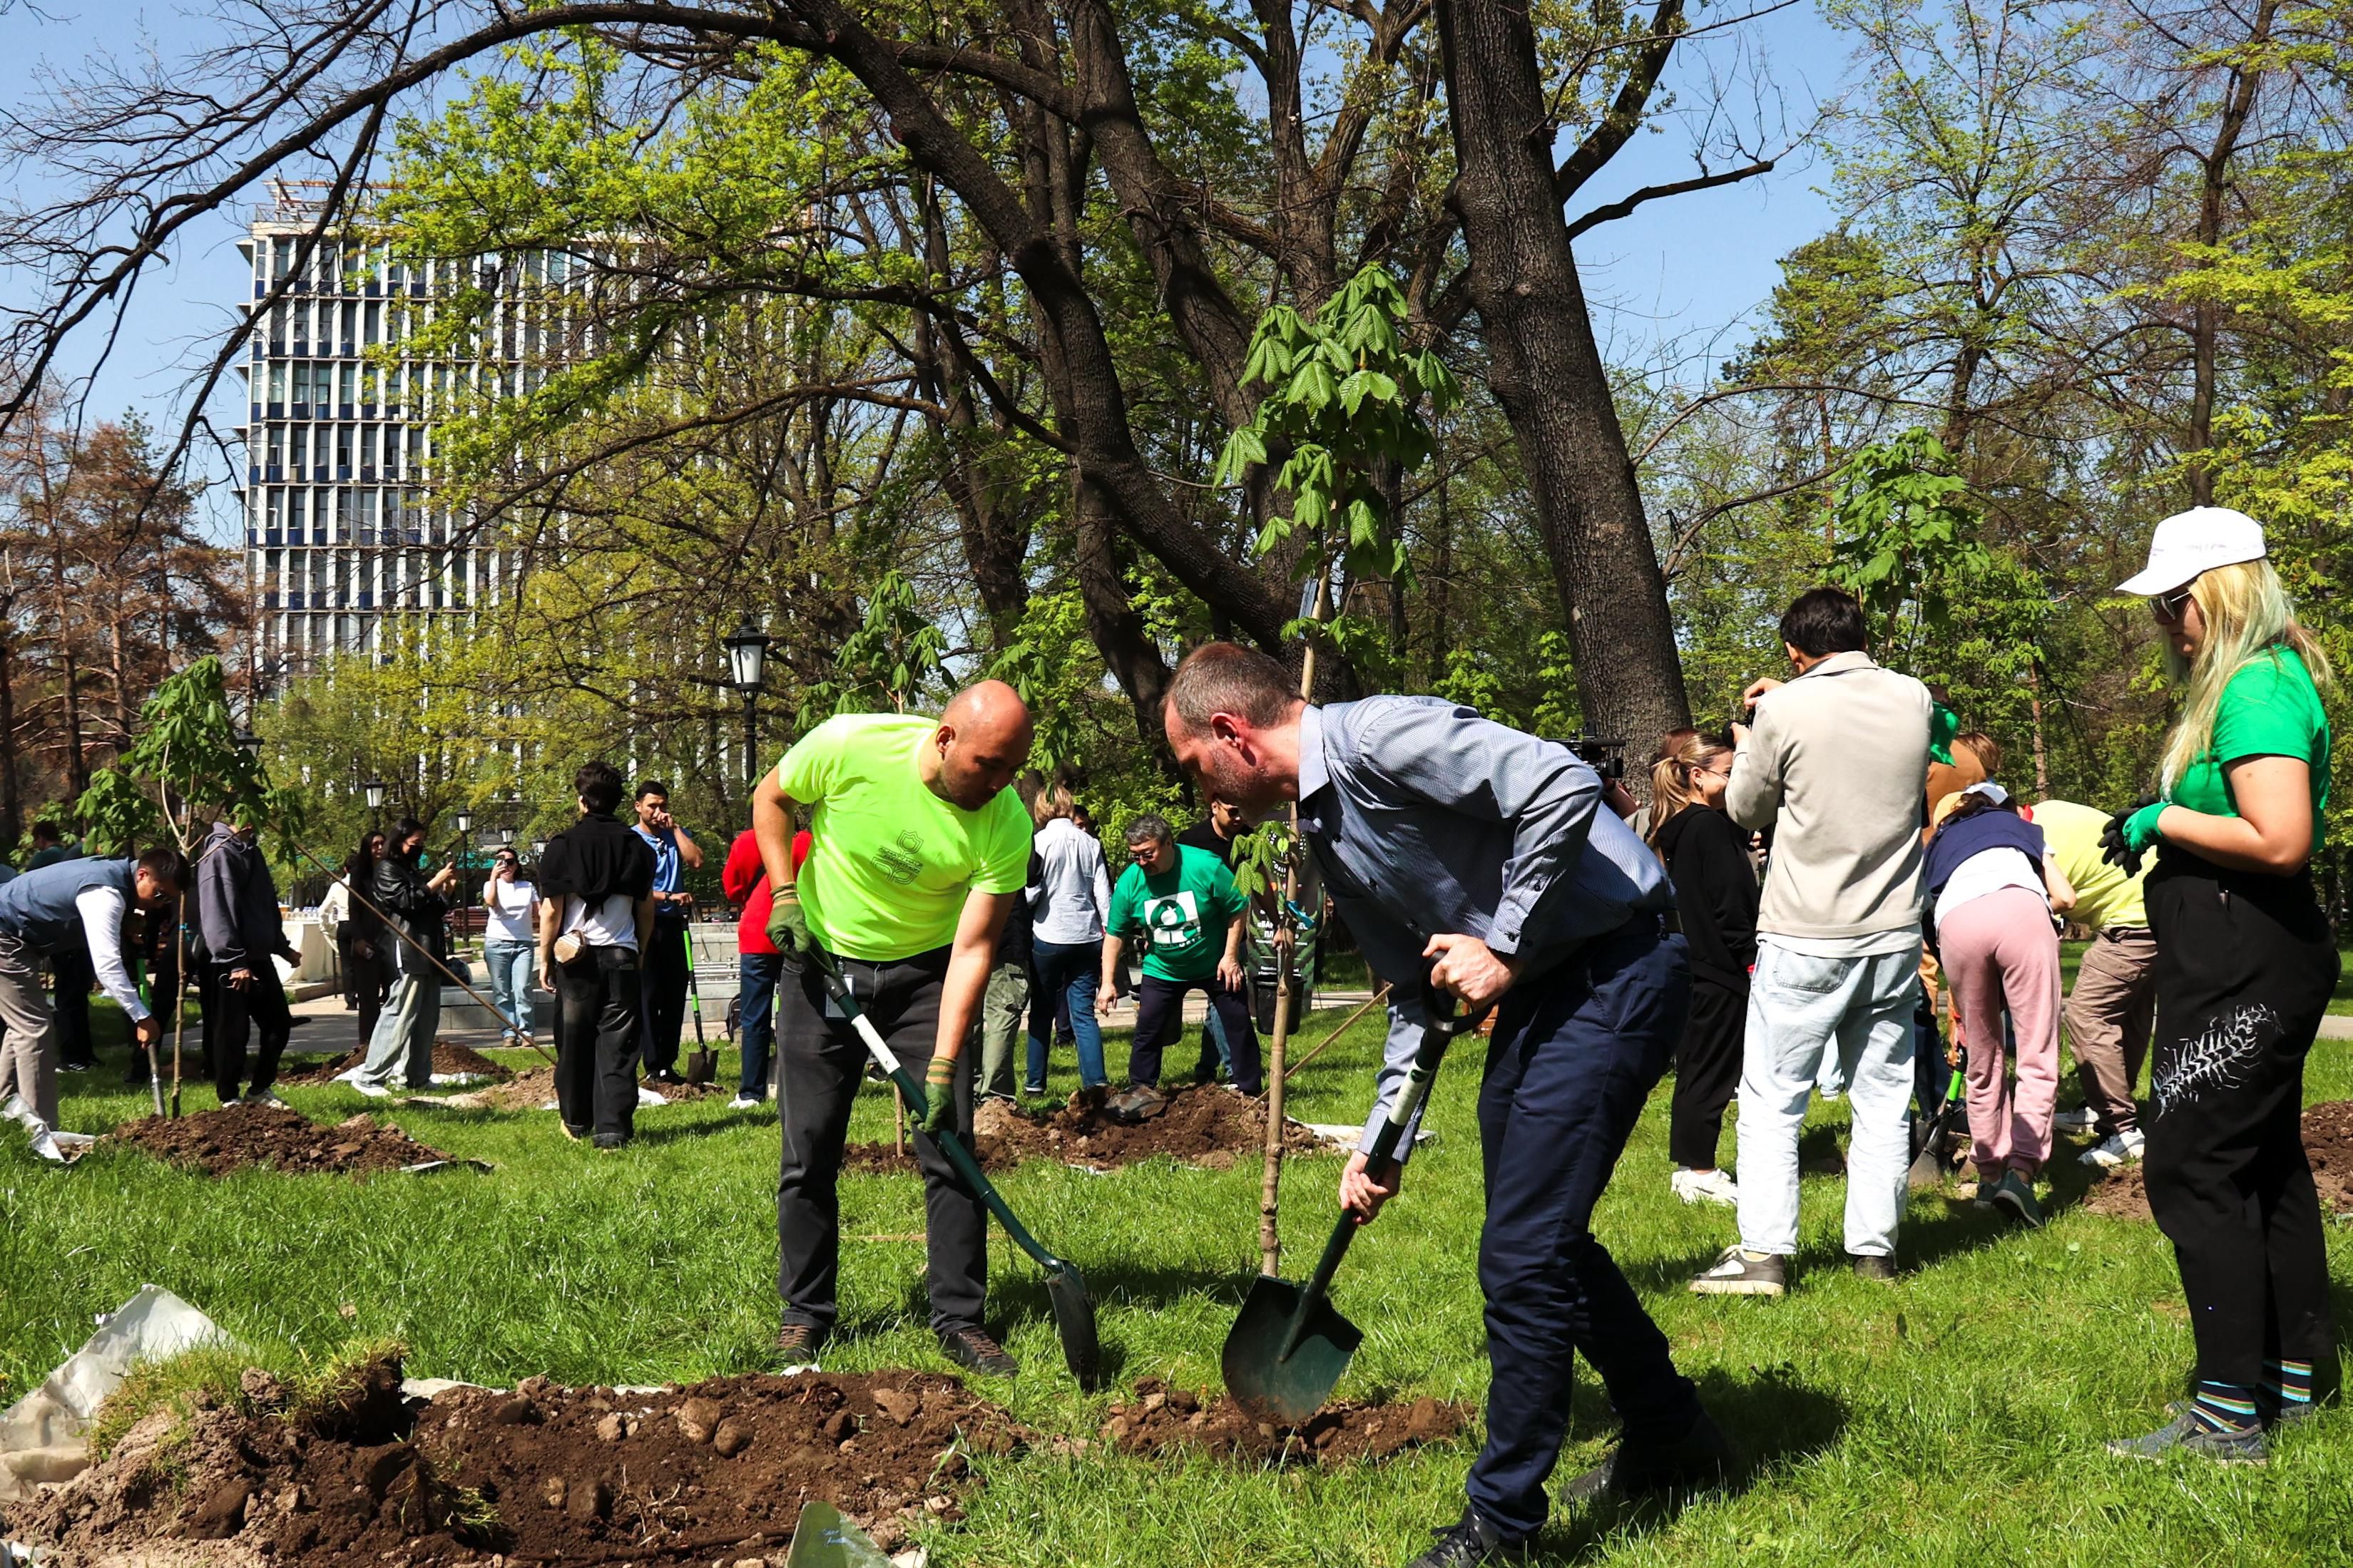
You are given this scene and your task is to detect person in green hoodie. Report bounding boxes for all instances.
[1098,812,1258,1106]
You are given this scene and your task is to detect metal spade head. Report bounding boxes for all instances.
[1220,1272,1364,1428]
[784,1500,892,1568]
[1043,1259,1104,1391]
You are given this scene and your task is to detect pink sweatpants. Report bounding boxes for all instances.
[1937,886,2061,1175]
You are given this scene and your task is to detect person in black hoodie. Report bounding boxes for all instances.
[536,761,657,1147]
[1648,730,1759,1208]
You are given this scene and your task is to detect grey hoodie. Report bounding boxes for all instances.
[197,819,287,971]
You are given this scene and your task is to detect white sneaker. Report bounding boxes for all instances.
[1671,1167,1740,1206]
[2081,1127,2146,1168]
[2053,1107,2099,1132]
[242,1088,287,1107]
[728,1095,764,1112]
[347,1080,392,1100]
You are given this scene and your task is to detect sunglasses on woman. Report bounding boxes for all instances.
[2150,585,2195,622]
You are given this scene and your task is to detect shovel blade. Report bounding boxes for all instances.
[785,1500,892,1568]
[1044,1261,1105,1391]
[1221,1273,1362,1428]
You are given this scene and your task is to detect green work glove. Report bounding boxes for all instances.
[2101,797,2164,876]
[766,886,810,956]
[919,1055,959,1134]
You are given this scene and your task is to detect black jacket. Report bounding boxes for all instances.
[539,812,656,908]
[374,852,449,968]
[1655,805,1760,992]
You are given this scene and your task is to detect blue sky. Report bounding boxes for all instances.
[0,3,1855,543]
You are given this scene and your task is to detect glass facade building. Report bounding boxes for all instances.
[238,190,557,682]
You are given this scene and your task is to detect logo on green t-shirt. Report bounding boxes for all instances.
[1143,890,1203,950]
[875,831,924,886]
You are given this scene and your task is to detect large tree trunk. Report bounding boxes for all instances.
[2185,0,2277,505]
[1434,0,1692,747]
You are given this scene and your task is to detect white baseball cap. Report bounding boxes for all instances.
[2118,506,2267,595]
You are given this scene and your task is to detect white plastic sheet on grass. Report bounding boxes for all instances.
[0,1285,226,1502]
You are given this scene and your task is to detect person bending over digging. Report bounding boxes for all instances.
[0,846,183,1163]
[1097,811,1260,1117]
[752,681,1036,1378]
[1162,643,1725,1568]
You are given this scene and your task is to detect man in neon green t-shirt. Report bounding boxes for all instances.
[1098,812,1258,1108]
[750,681,1033,1378]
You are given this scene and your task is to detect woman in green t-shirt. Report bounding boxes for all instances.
[2105,508,2339,1464]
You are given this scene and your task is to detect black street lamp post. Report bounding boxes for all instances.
[723,618,772,802]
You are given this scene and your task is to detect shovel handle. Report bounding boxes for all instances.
[809,953,1071,1276]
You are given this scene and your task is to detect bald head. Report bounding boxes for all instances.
[927,680,1034,810]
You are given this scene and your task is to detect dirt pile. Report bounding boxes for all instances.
[2084,1100,2353,1221]
[282,1041,515,1085]
[1091,1377,1466,1466]
[16,1357,1026,1566]
[108,1105,451,1177]
[844,1086,1327,1174]
[457,1067,717,1111]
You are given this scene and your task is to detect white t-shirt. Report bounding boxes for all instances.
[1934,847,2046,926]
[563,891,638,953]
[481,876,536,943]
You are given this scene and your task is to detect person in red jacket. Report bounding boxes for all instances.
[723,826,810,1110]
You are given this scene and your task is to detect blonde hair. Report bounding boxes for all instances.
[2160,558,2335,789]
[1647,731,1732,848]
[1032,783,1077,827]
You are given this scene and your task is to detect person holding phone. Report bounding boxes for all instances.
[481,847,541,1047]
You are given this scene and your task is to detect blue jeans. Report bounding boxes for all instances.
[1026,938,1106,1089]
[737,949,783,1097]
[482,938,537,1038]
[1469,922,1702,1539]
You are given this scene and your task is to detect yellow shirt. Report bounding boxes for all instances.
[773,713,1031,961]
[2031,798,2149,931]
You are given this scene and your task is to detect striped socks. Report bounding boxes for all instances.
[2188,1380,2261,1435]
[2266,1359,2314,1410]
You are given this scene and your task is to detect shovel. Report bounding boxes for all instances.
[683,925,718,1085]
[784,1499,891,1567]
[808,948,1103,1391]
[1223,977,1482,1427]
[1907,1060,1969,1187]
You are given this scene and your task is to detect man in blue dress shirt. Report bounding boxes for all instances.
[1163,642,1727,1567]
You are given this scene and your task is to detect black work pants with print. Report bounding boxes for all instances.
[775,944,986,1336]
[553,943,643,1141]
[1668,975,1746,1170]
[208,961,292,1102]
[1128,973,1262,1095]
[2144,851,2339,1390]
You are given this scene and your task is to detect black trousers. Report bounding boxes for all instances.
[1668,976,1745,1169]
[51,947,93,1067]
[776,945,986,1336]
[2144,854,2339,1390]
[207,962,292,1101]
[1128,974,1262,1094]
[553,944,643,1139]
[1471,922,1701,1537]
[638,920,690,1075]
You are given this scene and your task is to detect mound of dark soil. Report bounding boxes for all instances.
[282,1040,515,1085]
[17,1356,1027,1566]
[2084,1100,2353,1221]
[844,1086,1327,1174]
[1093,1377,1466,1466]
[108,1105,451,1177]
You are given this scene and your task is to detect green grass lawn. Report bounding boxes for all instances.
[4,1002,2352,1566]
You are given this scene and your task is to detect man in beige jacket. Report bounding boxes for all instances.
[1690,588,1931,1297]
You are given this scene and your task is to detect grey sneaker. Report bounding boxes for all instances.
[775,1322,827,1368]
[1989,1170,2045,1228]
[1688,1246,1787,1297]
[2107,1409,2267,1464]
[1849,1253,1898,1281]
[937,1327,1018,1377]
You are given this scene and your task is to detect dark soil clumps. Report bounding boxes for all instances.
[282,1040,515,1084]
[108,1105,451,1177]
[1093,1377,1466,1465]
[17,1356,1028,1566]
[2085,1100,2353,1221]
[845,1086,1327,1174]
